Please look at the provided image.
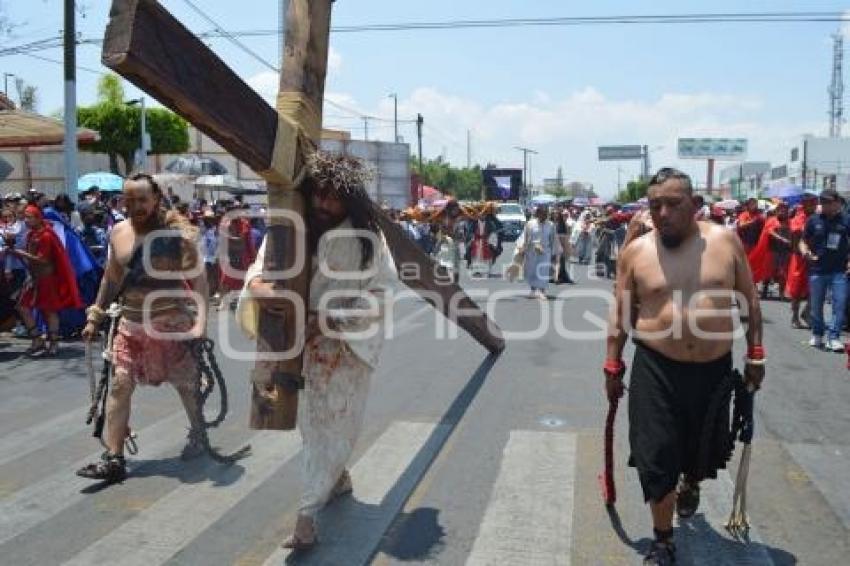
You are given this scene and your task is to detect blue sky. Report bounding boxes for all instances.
[1,0,848,197]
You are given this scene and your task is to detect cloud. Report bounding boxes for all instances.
[244,72,823,197]
[246,47,343,104]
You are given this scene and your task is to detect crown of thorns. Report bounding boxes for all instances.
[306,151,374,197]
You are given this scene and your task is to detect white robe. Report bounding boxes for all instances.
[237,219,397,517]
[514,219,561,291]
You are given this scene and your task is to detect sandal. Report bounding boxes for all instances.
[24,327,45,356]
[676,478,700,519]
[791,319,805,329]
[44,333,60,357]
[644,539,676,565]
[76,451,127,483]
[282,515,317,551]
[180,428,207,461]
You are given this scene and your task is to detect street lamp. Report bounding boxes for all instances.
[124,97,148,172]
[388,93,398,143]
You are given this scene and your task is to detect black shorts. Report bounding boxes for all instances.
[628,341,735,503]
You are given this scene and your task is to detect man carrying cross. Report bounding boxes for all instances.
[238,152,396,549]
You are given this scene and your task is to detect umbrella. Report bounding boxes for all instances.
[77,172,124,193]
[531,193,557,204]
[715,199,740,211]
[764,185,803,199]
[194,174,242,190]
[165,155,228,176]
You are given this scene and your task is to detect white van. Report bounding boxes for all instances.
[495,202,526,241]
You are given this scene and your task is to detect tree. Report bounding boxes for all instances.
[615,178,650,203]
[411,156,484,201]
[14,78,37,112]
[77,74,190,174]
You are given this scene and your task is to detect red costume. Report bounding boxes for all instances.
[784,207,810,300]
[747,216,789,283]
[219,216,257,291]
[470,218,495,263]
[19,207,83,312]
[736,210,764,253]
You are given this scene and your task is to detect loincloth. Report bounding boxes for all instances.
[627,340,735,503]
[112,313,197,386]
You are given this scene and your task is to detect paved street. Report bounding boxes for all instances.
[1,245,849,565]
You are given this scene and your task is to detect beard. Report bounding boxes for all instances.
[659,232,685,249]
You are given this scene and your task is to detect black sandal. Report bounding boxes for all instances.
[644,539,676,565]
[676,478,700,519]
[76,451,127,483]
[23,327,45,356]
[44,333,60,357]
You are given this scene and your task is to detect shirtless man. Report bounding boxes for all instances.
[76,174,209,483]
[605,168,765,565]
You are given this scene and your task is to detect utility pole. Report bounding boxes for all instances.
[514,146,538,202]
[388,93,398,142]
[63,0,78,198]
[363,116,369,141]
[416,113,424,172]
[829,32,844,138]
[467,129,471,168]
[3,73,14,97]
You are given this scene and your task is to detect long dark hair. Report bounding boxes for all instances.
[300,176,379,270]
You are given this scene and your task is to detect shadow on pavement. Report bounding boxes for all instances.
[79,451,247,495]
[281,352,501,565]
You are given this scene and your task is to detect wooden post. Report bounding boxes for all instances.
[101,0,505,428]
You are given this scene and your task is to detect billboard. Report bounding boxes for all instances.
[598,145,644,161]
[482,168,523,201]
[678,138,747,160]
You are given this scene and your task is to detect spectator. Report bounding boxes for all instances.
[78,209,108,266]
[801,188,850,351]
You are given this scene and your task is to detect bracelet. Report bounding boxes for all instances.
[744,357,766,366]
[603,359,626,375]
[85,305,106,325]
[747,345,765,360]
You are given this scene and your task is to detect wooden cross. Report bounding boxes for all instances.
[103,0,505,431]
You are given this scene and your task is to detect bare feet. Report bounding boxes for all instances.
[282,514,317,550]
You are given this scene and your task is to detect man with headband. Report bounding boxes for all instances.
[605,168,765,564]
[76,174,209,483]
[239,151,397,550]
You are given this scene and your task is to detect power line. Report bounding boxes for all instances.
[183,11,850,37]
[22,52,102,75]
[180,0,278,72]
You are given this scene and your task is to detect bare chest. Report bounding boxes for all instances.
[634,241,734,302]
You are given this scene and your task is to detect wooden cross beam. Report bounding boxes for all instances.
[103,0,505,430]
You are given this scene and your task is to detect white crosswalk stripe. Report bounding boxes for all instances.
[262,420,441,566]
[0,416,809,565]
[63,430,300,566]
[0,407,89,467]
[466,430,577,566]
[0,411,188,546]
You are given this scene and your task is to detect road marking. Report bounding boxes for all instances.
[676,468,775,565]
[466,430,576,566]
[62,430,300,566]
[0,407,89,467]
[263,421,439,566]
[0,411,188,546]
[786,442,850,530]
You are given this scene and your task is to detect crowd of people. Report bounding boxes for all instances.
[0,184,265,356]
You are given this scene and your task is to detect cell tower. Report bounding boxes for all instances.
[829,32,844,138]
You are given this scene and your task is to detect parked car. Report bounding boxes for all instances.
[495,202,526,241]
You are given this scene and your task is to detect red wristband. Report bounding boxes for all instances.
[604,359,626,375]
[747,345,765,360]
